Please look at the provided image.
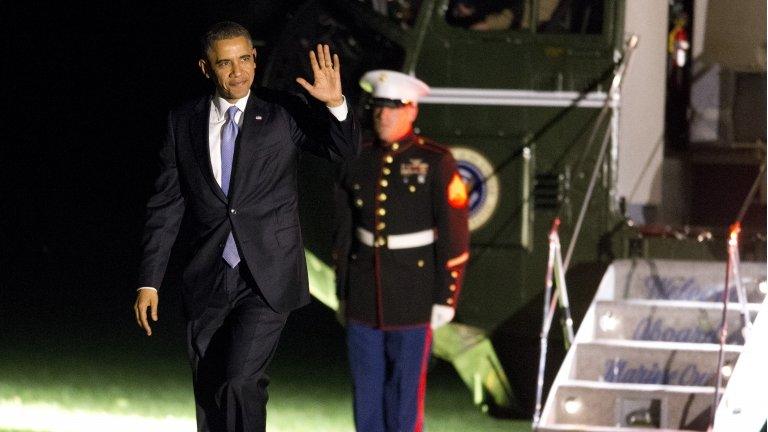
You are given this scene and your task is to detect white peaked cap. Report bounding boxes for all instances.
[359,70,430,103]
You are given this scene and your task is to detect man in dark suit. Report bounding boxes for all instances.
[132,21,359,432]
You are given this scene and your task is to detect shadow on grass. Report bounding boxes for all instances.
[0,281,530,432]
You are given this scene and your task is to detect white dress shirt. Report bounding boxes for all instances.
[139,92,349,293]
[208,92,348,186]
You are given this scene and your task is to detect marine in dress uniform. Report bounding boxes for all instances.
[334,70,470,432]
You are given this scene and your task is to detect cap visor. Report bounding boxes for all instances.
[371,98,410,107]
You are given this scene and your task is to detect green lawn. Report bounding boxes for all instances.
[0,300,530,432]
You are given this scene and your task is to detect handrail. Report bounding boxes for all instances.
[404,0,436,75]
[532,34,639,429]
[710,159,765,429]
[735,159,766,224]
[533,218,575,425]
[563,34,638,270]
[710,223,749,430]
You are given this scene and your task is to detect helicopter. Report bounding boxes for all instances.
[258,0,766,416]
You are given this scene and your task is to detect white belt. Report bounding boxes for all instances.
[356,227,436,249]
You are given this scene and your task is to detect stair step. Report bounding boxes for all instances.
[610,259,766,302]
[572,340,741,386]
[548,381,714,430]
[594,300,758,344]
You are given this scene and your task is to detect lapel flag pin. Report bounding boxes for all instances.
[254,115,263,120]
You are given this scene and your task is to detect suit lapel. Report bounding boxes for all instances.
[190,96,227,203]
[229,94,271,199]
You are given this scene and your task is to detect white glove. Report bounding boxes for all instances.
[430,304,455,329]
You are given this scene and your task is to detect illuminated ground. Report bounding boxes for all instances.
[0,285,530,432]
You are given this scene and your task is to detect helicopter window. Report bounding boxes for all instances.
[362,0,423,28]
[445,0,528,31]
[535,0,604,34]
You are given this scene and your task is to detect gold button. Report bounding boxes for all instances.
[382,167,391,175]
[451,271,459,278]
[409,185,416,192]
[376,222,386,231]
[392,143,400,151]
[447,298,454,305]
[417,260,425,267]
[449,284,457,292]
[377,208,386,216]
[384,155,394,164]
[355,198,363,208]
[376,236,386,247]
[378,193,387,202]
[353,183,361,190]
[418,138,425,144]
[380,179,389,187]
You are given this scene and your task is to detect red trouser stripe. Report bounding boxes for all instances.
[414,327,433,432]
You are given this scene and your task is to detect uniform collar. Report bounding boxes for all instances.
[376,130,420,154]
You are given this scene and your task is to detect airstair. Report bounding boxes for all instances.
[536,258,767,431]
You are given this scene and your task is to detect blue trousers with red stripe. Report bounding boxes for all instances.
[347,322,432,432]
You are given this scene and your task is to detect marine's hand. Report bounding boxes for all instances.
[134,288,159,336]
[295,44,344,108]
[430,304,455,330]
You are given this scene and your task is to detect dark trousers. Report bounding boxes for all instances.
[187,261,288,432]
[347,322,433,432]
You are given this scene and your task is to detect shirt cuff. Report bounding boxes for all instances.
[137,287,158,292]
[327,95,348,121]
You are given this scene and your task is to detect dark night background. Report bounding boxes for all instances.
[1,0,352,371]
[4,0,307,289]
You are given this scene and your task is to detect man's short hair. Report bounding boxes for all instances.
[200,21,252,57]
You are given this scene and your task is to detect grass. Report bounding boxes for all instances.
[0,298,530,432]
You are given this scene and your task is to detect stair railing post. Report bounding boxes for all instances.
[533,36,639,430]
[533,219,577,428]
[553,228,576,346]
[533,218,561,427]
[710,223,746,429]
[729,225,752,339]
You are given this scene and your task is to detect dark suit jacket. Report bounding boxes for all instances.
[138,87,360,319]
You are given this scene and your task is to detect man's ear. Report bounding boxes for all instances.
[252,48,258,66]
[198,59,211,79]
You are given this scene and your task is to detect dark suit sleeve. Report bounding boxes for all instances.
[137,111,186,290]
[277,92,361,162]
[333,164,354,301]
[432,152,470,308]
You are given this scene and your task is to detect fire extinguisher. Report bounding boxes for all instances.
[668,18,690,68]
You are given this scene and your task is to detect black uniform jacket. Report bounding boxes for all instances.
[138,87,360,319]
[335,132,470,328]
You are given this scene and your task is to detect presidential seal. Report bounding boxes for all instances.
[449,147,499,231]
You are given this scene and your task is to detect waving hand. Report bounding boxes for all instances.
[296,44,344,107]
